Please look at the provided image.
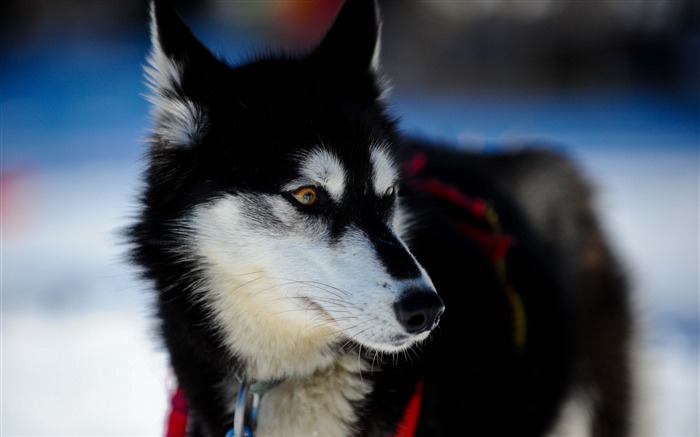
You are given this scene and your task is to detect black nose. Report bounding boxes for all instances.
[394,289,445,334]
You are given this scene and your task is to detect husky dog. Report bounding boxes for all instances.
[128,0,633,436]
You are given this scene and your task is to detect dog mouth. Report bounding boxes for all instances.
[353,331,429,354]
[387,334,412,346]
[293,296,433,352]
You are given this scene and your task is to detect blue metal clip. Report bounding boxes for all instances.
[225,380,258,437]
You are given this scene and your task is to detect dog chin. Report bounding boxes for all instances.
[352,331,431,354]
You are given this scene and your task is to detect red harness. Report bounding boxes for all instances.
[165,387,188,437]
[393,378,424,437]
[164,379,423,437]
[404,152,526,349]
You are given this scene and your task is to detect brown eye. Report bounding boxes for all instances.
[292,187,318,206]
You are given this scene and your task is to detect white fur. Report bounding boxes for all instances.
[392,200,414,241]
[145,3,206,147]
[286,148,347,202]
[256,353,372,437]
[370,144,415,240]
[187,189,434,381]
[547,390,592,436]
[370,143,398,196]
[370,2,382,74]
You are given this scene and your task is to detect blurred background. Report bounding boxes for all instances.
[1,0,698,435]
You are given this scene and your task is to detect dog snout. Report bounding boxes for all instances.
[394,288,445,334]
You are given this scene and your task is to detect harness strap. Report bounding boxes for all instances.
[392,378,424,437]
[165,387,188,437]
[404,151,527,350]
[165,380,424,437]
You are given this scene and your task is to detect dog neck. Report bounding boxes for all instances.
[166,353,424,437]
[227,353,373,437]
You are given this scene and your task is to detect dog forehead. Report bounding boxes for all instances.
[369,145,398,192]
[296,148,348,200]
[295,144,397,198]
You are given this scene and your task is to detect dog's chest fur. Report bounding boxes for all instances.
[252,355,372,437]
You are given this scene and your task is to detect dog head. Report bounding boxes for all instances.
[138,0,444,378]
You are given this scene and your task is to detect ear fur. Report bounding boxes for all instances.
[146,0,223,147]
[311,0,382,75]
[145,0,385,147]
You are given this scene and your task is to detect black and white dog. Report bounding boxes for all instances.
[128,0,633,436]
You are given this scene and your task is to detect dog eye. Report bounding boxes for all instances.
[384,185,397,198]
[292,187,318,206]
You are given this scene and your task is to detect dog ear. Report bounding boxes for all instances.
[146,0,224,147]
[310,0,382,75]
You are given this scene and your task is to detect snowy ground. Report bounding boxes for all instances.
[2,163,172,435]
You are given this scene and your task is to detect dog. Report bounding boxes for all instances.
[127,0,634,436]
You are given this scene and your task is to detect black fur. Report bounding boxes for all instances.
[128,0,633,436]
[398,141,633,436]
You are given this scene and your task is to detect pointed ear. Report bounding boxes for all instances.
[146,0,224,147]
[310,0,382,74]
